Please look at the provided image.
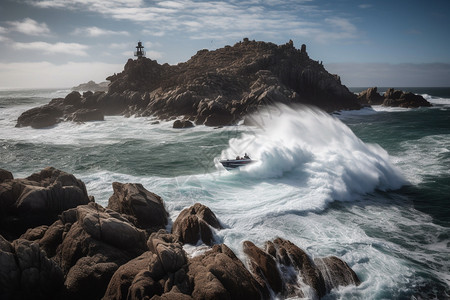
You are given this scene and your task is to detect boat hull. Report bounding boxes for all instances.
[219,159,255,170]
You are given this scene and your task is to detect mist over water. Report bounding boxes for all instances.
[1,89,449,299]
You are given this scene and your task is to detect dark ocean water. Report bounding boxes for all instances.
[1,87,449,299]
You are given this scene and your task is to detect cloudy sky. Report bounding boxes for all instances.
[0,0,449,89]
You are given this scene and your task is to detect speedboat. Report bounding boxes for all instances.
[219,155,256,170]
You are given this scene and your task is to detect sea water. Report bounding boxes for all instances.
[0,87,449,299]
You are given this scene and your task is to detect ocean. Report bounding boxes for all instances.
[0,87,449,299]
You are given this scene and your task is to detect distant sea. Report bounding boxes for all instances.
[1,87,449,299]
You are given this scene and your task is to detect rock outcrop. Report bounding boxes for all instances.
[107,182,169,232]
[0,167,361,299]
[172,203,223,246]
[17,39,361,128]
[357,87,432,108]
[0,167,91,239]
[72,80,109,92]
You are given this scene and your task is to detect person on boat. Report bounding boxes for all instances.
[236,155,241,160]
[244,153,250,159]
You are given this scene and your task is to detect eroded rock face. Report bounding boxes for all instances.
[107,182,168,232]
[17,39,361,128]
[243,238,361,299]
[357,87,432,108]
[172,203,223,246]
[0,167,91,239]
[0,236,64,299]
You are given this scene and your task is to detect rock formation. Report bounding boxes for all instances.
[16,39,361,128]
[0,167,91,239]
[0,167,361,299]
[357,87,432,108]
[72,80,109,92]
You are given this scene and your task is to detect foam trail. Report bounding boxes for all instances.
[219,104,406,210]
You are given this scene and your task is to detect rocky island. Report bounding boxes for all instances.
[0,167,360,299]
[16,39,364,129]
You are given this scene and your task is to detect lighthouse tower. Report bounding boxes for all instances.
[134,41,145,59]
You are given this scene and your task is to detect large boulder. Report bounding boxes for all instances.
[383,88,432,108]
[0,167,91,239]
[107,182,168,232]
[188,244,264,300]
[0,236,64,300]
[172,203,223,246]
[67,108,104,122]
[314,256,361,293]
[357,87,385,105]
[16,105,63,128]
[0,169,13,183]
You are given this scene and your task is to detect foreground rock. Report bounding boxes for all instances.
[107,182,168,232]
[0,167,91,239]
[244,238,360,299]
[172,203,223,246]
[1,167,361,299]
[17,39,361,128]
[357,87,432,108]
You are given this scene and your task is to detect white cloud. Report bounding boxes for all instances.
[6,18,51,36]
[358,4,372,9]
[26,0,360,44]
[13,41,89,56]
[0,61,123,89]
[72,26,129,37]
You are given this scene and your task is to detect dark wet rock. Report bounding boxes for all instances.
[172,203,223,246]
[383,88,432,108]
[357,87,432,108]
[104,230,189,300]
[0,167,91,240]
[0,168,13,183]
[243,240,282,295]
[314,256,361,293]
[16,104,63,128]
[17,39,361,128]
[357,86,384,105]
[188,244,264,300]
[67,108,104,122]
[173,119,194,128]
[55,202,147,300]
[107,182,168,232]
[0,236,64,300]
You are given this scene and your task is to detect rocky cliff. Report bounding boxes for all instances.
[16,39,361,128]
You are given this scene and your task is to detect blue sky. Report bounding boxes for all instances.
[0,0,449,88]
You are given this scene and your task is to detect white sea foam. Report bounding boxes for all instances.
[217,104,406,213]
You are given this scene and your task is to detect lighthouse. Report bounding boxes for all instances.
[134,41,145,59]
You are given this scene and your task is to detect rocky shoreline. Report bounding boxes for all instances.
[0,167,360,299]
[16,39,364,129]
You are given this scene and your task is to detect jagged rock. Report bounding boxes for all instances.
[0,168,13,183]
[357,87,384,105]
[383,88,432,108]
[357,87,432,108]
[172,203,223,246]
[0,236,64,299]
[16,104,63,128]
[188,244,263,300]
[104,230,189,300]
[314,256,361,293]
[107,182,168,232]
[243,240,282,295]
[0,167,91,239]
[173,119,195,128]
[17,39,361,128]
[55,202,147,300]
[72,80,109,92]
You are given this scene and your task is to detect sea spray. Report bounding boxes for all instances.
[219,104,406,208]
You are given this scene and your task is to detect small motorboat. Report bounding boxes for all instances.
[219,154,256,170]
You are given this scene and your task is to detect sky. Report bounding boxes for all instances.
[0,0,449,89]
